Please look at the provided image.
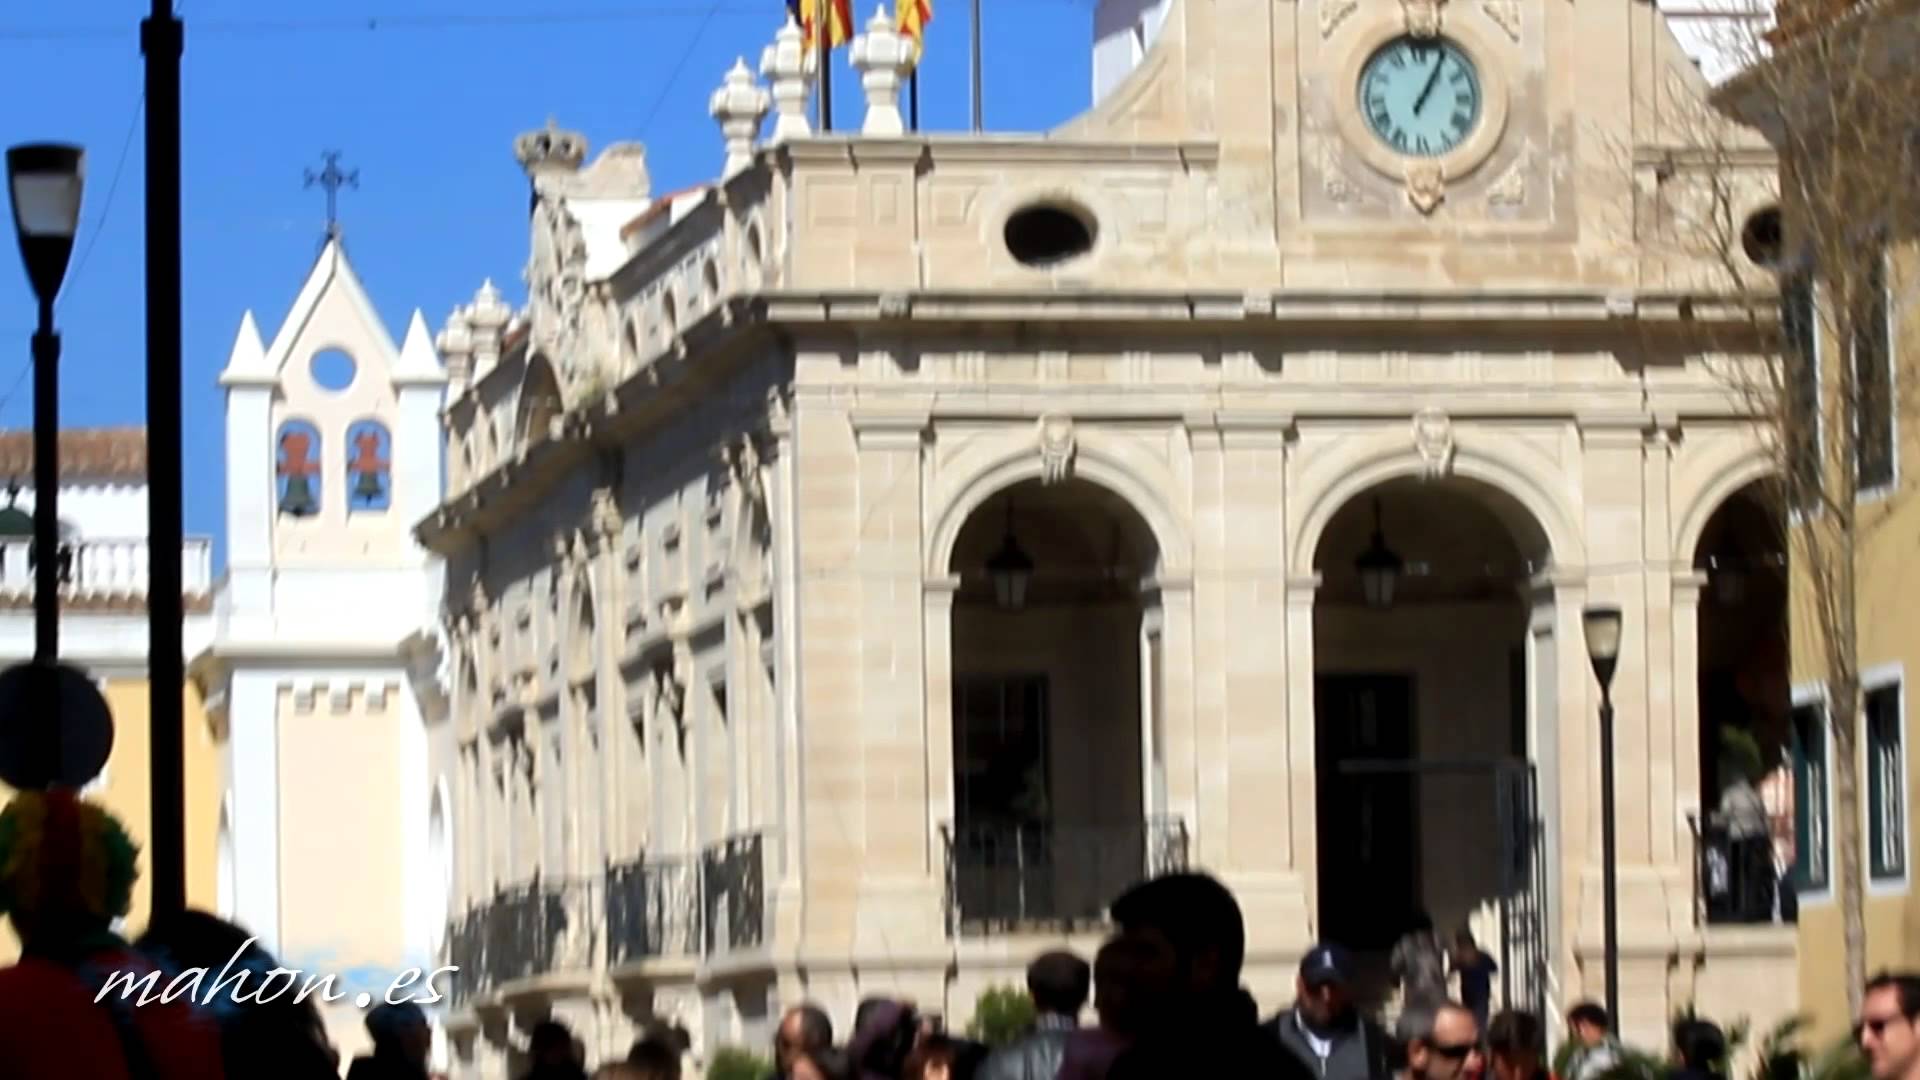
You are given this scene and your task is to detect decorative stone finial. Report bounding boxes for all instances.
[850,5,915,137]
[514,118,588,178]
[467,279,511,331]
[710,58,772,180]
[761,17,815,143]
[437,306,475,387]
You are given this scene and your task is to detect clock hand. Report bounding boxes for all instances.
[1414,56,1445,115]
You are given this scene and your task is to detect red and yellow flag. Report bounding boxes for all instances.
[896,0,933,69]
[788,0,854,52]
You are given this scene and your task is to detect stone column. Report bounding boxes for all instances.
[761,17,814,143]
[1670,569,1709,927]
[710,58,770,181]
[849,6,914,136]
[1283,575,1321,927]
[922,574,961,934]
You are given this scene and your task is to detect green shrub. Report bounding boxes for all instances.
[966,984,1036,1048]
[707,1045,774,1080]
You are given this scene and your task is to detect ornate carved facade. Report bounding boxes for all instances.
[416,3,1798,1075]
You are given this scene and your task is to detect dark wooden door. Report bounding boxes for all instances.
[1316,673,1418,950]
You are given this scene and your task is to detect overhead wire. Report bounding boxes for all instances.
[0,5,767,42]
[637,0,727,140]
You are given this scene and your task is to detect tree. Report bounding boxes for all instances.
[1648,0,1920,1016]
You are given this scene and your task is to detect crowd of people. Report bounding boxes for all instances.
[3,785,1920,1080]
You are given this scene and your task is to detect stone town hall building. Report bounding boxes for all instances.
[380,0,1796,1072]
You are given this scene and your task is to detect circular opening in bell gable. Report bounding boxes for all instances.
[310,348,358,392]
[1741,205,1785,268]
[1004,202,1097,268]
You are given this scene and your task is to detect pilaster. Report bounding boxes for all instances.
[847,405,944,955]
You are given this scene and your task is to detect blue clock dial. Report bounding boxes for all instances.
[1358,37,1482,158]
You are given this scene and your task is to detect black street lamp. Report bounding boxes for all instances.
[1582,602,1624,1025]
[7,144,84,668]
[986,499,1034,612]
[1355,496,1404,610]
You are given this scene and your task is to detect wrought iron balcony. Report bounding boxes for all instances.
[1692,816,1793,926]
[702,831,767,956]
[442,875,599,1005]
[941,816,1189,934]
[605,854,701,966]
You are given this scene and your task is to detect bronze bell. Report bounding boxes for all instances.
[281,475,317,516]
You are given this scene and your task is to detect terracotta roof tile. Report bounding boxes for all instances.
[0,427,149,484]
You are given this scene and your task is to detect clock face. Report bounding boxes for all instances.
[1358,37,1482,158]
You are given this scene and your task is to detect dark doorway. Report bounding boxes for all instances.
[1317,673,1419,951]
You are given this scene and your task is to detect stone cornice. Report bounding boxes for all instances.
[415,287,1770,556]
[759,288,1768,327]
[778,136,1222,171]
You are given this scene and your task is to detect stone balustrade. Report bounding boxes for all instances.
[0,535,214,607]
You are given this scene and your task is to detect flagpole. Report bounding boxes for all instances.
[970,0,982,131]
[910,71,920,131]
[817,9,833,131]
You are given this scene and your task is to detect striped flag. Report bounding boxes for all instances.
[787,0,854,51]
[896,0,933,69]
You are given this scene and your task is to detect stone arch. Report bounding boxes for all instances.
[1675,451,1778,566]
[517,355,565,451]
[428,778,452,956]
[928,442,1189,580]
[1290,440,1583,579]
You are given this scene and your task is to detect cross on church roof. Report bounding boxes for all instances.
[304,150,358,241]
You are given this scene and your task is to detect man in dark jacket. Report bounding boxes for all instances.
[1102,872,1318,1080]
[1271,944,1391,1080]
[978,950,1090,1080]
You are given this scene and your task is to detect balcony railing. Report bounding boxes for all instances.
[443,875,600,1007]
[702,831,767,956]
[1691,814,1794,927]
[0,536,214,603]
[941,817,1189,934]
[446,831,773,1006]
[605,854,701,966]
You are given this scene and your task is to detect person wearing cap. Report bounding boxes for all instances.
[1271,943,1392,1080]
[346,1000,434,1080]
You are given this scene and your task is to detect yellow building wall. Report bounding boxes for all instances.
[1792,243,1920,1042]
[0,677,221,962]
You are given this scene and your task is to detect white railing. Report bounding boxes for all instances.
[0,536,215,602]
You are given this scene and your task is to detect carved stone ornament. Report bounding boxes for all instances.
[1320,140,1358,204]
[1037,414,1077,485]
[525,191,590,383]
[723,433,767,512]
[1412,407,1456,478]
[1404,0,1446,38]
[1482,0,1521,42]
[590,486,622,541]
[1405,162,1446,215]
[1321,0,1359,38]
[1487,147,1528,208]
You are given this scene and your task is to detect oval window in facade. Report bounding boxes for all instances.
[1004,202,1097,268]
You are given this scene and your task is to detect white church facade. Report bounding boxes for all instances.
[206,1,1810,1076]
[196,237,453,1065]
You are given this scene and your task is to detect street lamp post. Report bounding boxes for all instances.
[7,143,86,713]
[1582,602,1624,1025]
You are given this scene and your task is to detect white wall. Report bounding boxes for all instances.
[1093,0,1172,105]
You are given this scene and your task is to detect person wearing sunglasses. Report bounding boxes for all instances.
[1860,973,1920,1080]
[1397,1001,1484,1080]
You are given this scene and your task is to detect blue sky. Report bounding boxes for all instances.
[0,0,1095,565]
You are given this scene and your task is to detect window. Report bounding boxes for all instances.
[276,420,322,516]
[1854,250,1896,491]
[1867,679,1906,882]
[345,419,392,512]
[1782,273,1822,511]
[1790,702,1830,892]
